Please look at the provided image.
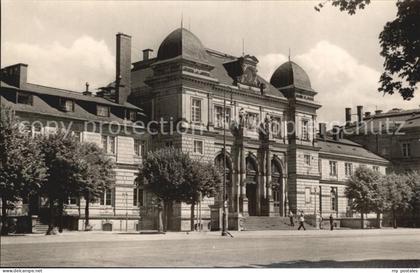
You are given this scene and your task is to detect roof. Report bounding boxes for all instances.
[0,81,140,110]
[131,48,286,99]
[318,137,389,163]
[270,61,313,91]
[403,115,420,130]
[345,107,420,133]
[157,28,209,64]
[0,90,142,124]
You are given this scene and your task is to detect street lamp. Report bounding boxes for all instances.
[221,86,229,236]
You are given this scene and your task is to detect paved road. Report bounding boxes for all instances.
[1,229,420,267]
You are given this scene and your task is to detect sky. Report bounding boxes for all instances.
[2,0,419,124]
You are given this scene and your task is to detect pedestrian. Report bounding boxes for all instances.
[319,215,324,230]
[289,210,294,227]
[329,214,334,231]
[297,212,306,230]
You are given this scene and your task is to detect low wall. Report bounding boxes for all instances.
[340,218,379,229]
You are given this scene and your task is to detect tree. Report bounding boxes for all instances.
[184,160,222,231]
[345,166,381,229]
[381,172,414,228]
[0,107,47,235]
[406,172,420,227]
[77,142,115,231]
[315,0,420,100]
[138,147,192,232]
[38,131,81,235]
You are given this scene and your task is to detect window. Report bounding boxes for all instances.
[100,189,112,206]
[193,140,204,154]
[134,139,145,157]
[133,188,137,206]
[329,161,337,176]
[101,135,108,152]
[59,99,74,112]
[109,136,116,154]
[305,187,311,203]
[32,123,43,137]
[97,105,110,117]
[271,117,282,139]
[345,163,353,176]
[302,119,309,141]
[402,143,411,157]
[191,99,201,123]
[133,188,144,207]
[331,187,337,211]
[127,110,136,121]
[17,92,33,105]
[373,166,379,172]
[214,105,231,128]
[102,135,116,154]
[245,112,259,130]
[304,154,311,166]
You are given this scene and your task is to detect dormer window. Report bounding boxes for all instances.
[17,92,33,105]
[59,98,74,112]
[126,110,136,121]
[97,105,110,117]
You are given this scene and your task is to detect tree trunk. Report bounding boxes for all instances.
[84,193,91,231]
[58,199,64,233]
[1,196,8,235]
[361,212,364,229]
[393,209,397,229]
[190,202,195,232]
[46,198,56,235]
[376,212,382,229]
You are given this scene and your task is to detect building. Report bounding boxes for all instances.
[0,34,148,232]
[127,28,390,231]
[1,28,392,232]
[342,106,420,172]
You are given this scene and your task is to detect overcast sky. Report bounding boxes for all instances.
[2,0,419,124]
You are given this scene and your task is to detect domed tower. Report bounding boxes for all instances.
[270,61,316,100]
[149,28,215,81]
[269,60,321,215]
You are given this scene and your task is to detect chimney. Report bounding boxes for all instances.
[375,110,383,115]
[1,63,28,88]
[142,49,153,61]
[319,123,327,140]
[345,107,352,126]
[116,33,132,105]
[357,105,363,123]
[83,82,92,96]
[332,125,340,141]
[365,112,371,118]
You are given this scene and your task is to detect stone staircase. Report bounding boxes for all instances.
[242,216,315,231]
[33,218,49,234]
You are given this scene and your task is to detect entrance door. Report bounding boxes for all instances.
[246,183,257,216]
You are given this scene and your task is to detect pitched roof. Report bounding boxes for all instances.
[1,81,140,110]
[318,137,388,163]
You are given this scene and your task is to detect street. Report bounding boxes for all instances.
[1,229,420,268]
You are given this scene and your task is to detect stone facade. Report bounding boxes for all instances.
[128,28,390,231]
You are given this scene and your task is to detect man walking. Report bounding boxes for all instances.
[289,210,294,227]
[329,214,334,231]
[297,212,306,230]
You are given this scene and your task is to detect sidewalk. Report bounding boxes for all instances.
[2,228,419,245]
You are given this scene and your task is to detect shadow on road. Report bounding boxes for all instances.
[249,259,420,268]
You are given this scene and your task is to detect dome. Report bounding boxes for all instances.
[270,61,312,90]
[157,28,209,64]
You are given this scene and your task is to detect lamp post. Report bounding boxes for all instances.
[221,86,228,236]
